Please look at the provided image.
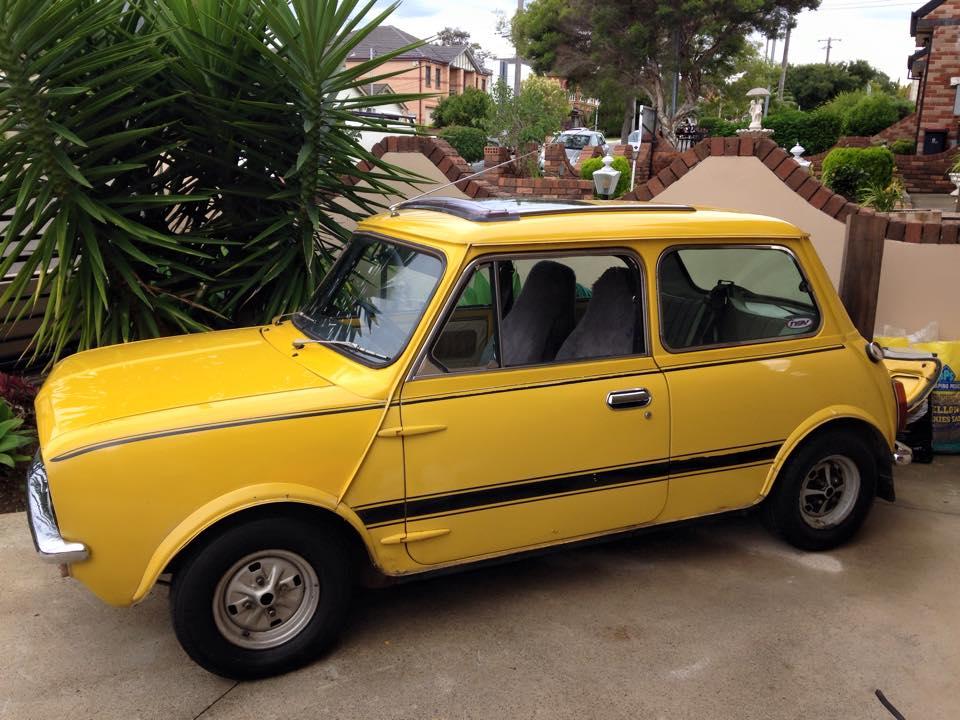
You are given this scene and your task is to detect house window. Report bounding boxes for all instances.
[436,68,441,88]
[499,60,508,83]
[425,65,431,87]
[482,79,487,92]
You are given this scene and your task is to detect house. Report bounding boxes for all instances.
[909,0,960,153]
[339,83,416,151]
[345,26,492,126]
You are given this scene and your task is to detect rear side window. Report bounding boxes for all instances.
[658,246,820,351]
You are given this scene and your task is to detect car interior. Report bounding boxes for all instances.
[427,256,643,373]
[658,248,820,350]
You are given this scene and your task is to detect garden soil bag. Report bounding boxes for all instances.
[917,342,960,453]
[878,334,960,454]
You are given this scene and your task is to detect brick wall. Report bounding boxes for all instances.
[496,176,594,200]
[874,112,918,144]
[918,23,960,152]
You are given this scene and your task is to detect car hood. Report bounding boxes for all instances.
[36,327,331,451]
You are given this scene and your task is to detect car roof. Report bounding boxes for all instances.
[358,198,805,248]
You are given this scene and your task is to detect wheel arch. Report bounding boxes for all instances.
[762,407,894,502]
[132,483,379,604]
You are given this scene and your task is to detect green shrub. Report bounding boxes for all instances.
[432,87,494,129]
[888,138,916,155]
[764,108,843,155]
[821,146,895,200]
[438,126,487,163]
[698,116,745,137]
[859,178,905,212]
[0,399,33,469]
[842,94,901,136]
[580,156,632,198]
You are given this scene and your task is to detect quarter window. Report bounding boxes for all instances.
[658,246,819,351]
[424,253,644,375]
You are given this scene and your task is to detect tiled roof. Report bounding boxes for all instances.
[347,26,489,72]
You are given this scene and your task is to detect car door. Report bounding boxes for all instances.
[653,242,841,520]
[397,250,669,566]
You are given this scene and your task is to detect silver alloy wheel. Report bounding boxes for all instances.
[213,549,320,650]
[798,454,861,529]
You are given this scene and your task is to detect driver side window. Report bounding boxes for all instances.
[424,253,645,375]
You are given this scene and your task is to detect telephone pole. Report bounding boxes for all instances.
[819,37,841,65]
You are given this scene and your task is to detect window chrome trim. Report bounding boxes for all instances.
[655,242,823,355]
[408,246,651,381]
[292,231,447,370]
[26,455,89,563]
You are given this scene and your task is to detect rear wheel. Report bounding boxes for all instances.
[170,517,353,679]
[763,431,877,551]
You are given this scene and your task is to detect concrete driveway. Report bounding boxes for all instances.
[2,460,959,720]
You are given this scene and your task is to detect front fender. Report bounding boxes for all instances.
[131,483,370,604]
[760,404,893,498]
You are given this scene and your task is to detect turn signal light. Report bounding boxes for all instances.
[893,380,908,433]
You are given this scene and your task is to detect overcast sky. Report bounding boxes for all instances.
[372,0,919,88]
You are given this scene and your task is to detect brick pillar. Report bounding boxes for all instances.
[483,145,510,176]
[542,143,569,177]
[574,145,603,173]
[612,144,634,162]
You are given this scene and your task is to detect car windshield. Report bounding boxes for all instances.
[560,134,593,150]
[293,235,444,365]
[628,130,641,143]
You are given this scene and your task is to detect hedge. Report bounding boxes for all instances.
[889,138,916,155]
[763,108,843,155]
[821,146,895,201]
[438,125,487,163]
[580,156,632,198]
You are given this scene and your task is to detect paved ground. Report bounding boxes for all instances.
[2,460,959,720]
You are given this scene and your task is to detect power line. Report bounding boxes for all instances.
[819,36,841,63]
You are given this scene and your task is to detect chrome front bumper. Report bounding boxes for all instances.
[893,441,913,467]
[26,455,88,563]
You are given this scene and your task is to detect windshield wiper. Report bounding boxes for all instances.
[291,337,390,361]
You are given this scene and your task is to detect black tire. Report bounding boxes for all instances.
[762,431,877,551]
[170,517,354,680]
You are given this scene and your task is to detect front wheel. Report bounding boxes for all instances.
[763,431,877,551]
[170,517,354,679]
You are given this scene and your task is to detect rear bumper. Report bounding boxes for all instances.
[26,455,89,564]
[893,440,913,466]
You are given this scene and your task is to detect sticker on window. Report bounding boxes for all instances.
[786,317,814,331]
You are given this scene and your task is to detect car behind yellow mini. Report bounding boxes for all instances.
[27,198,936,678]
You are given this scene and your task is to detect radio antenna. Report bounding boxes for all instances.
[389,146,542,216]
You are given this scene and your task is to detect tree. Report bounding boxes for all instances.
[512,0,818,143]
[485,77,570,175]
[0,0,427,361]
[432,87,494,128]
[784,61,896,110]
[698,42,781,121]
[434,26,494,67]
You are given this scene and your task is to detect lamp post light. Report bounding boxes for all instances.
[592,154,621,199]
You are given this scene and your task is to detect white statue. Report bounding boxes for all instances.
[748,97,764,130]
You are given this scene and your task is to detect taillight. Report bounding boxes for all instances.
[893,380,908,432]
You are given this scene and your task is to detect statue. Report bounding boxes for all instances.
[748,97,764,130]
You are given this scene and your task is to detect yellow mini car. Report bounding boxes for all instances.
[28,198,932,679]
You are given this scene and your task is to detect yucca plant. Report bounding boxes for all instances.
[0,0,427,362]
[859,178,905,212]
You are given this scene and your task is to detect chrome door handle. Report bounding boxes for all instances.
[606,388,651,410]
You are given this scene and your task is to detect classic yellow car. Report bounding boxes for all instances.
[28,198,933,679]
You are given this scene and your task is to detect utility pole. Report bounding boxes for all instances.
[514,0,523,95]
[778,20,794,102]
[819,37,840,64]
